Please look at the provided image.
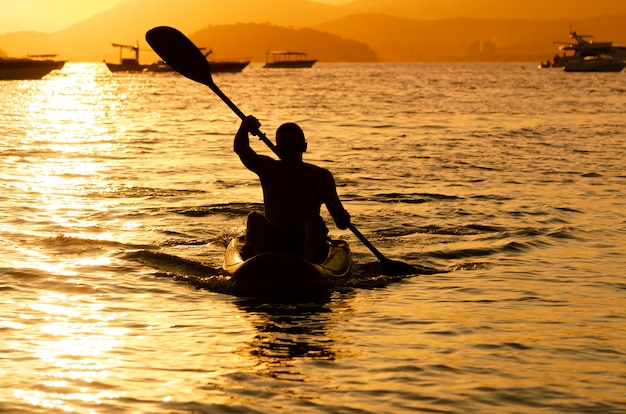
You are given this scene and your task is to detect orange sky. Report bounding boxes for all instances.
[0,1,349,33]
[1,1,122,33]
[2,0,625,35]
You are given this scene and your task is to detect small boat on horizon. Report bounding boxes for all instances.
[105,43,148,72]
[263,51,317,68]
[0,55,65,80]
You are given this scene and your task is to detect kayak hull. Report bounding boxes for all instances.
[223,236,351,296]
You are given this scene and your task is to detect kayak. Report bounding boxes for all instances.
[223,236,351,296]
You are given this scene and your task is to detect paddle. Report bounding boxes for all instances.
[145,26,418,276]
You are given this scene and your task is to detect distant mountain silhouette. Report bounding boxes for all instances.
[0,0,625,62]
[190,24,378,62]
[337,0,626,20]
[314,13,626,62]
[0,0,349,61]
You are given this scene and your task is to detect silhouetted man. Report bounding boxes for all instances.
[234,115,350,262]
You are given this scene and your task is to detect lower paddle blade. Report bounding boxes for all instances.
[380,258,422,276]
[145,26,214,86]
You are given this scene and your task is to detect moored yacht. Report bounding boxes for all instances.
[540,30,626,69]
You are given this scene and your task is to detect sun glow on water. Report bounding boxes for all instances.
[11,291,129,411]
[3,66,140,410]
[5,63,136,241]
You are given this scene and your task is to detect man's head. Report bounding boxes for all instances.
[276,122,307,159]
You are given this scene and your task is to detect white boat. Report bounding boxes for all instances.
[540,29,626,69]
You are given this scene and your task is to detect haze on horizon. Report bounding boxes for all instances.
[2,0,625,34]
[2,0,345,33]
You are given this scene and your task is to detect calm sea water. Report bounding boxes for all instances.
[1,62,625,413]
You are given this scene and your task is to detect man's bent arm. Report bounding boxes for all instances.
[234,116,263,171]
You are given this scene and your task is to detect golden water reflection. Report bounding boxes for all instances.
[13,292,128,411]
[11,62,123,222]
[7,63,135,247]
[5,64,138,411]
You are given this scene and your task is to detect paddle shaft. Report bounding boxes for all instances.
[145,26,412,274]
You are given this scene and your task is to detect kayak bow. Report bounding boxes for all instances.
[223,236,351,296]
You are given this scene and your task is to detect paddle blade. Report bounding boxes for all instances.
[145,26,214,87]
[380,258,421,276]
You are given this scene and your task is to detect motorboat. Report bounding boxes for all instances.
[540,29,626,69]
